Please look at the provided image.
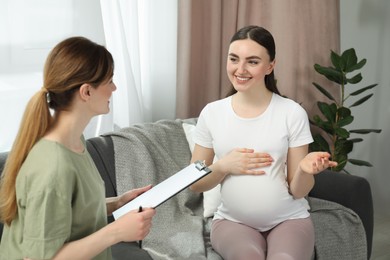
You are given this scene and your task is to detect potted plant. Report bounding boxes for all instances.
[309,48,381,173]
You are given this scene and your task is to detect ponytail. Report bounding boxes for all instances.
[0,36,114,225]
[0,89,52,225]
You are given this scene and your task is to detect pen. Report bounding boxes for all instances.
[138,206,143,248]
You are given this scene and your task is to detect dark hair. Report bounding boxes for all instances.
[226,25,280,96]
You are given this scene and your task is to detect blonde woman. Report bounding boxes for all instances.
[0,37,155,260]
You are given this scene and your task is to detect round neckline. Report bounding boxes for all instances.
[229,93,275,121]
[41,138,87,156]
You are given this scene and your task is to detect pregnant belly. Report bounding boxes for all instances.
[220,174,293,227]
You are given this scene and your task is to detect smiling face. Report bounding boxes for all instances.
[88,77,117,115]
[227,39,275,93]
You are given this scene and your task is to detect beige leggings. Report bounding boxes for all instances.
[211,217,314,260]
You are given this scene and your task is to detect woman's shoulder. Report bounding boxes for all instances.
[273,94,300,106]
[27,139,75,163]
[20,139,78,184]
[198,97,231,122]
[273,94,307,113]
[202,96,231,113]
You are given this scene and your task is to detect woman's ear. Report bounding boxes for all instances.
[266,60,276,75]
[79,83,91,101]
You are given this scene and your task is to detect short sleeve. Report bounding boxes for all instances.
[22,188,72,259]
[194,105,214,148]
[288,104,313,148]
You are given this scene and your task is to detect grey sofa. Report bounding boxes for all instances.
[0,119,374,259]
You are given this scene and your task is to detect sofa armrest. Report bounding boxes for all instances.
[86,136,117,223]
[309,170,373,259]
[112,242,153,260]
[86,137,153,259]
[86,136,116,198]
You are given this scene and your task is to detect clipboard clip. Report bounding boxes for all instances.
[194,160,208,171]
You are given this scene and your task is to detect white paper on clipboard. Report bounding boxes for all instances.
[113,160,212,220]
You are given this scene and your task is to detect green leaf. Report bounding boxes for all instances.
[333,154,348,172]
[337,107,351,117]
[314,64,344,84]
[348,158,373,167]
[312,82,336,101]
[312,115,322,124]
[341,48,358,71]
[330,50,342,70]
[350,129,382,134]
[348,138,363,143]
[318,102,336,123]
[335,139,354,155]
[308,143,316,153]
[334,127,350,138]
[333,162,347,172]
[337,115,354,127]
[312,115,326,127]
[346,58,367,73]
[350,84,378,96]
[347,73,363,84]
[330,103,338,114]
[311,115,334,134]
[350,94,373,107]
[311,134,330,153]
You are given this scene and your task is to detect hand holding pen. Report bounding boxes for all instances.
[138,206,143,248]
[111,205,155,244]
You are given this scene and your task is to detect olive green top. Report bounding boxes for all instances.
[0,139,111,260]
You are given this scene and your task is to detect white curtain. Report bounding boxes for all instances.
[0,0,106,151]
[99,0,178,129]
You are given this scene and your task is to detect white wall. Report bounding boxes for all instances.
[341,0,390,215]
[0,0,106,151]
[0,0,178,152]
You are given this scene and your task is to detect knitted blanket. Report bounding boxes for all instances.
[108,119,222,260]
[308,197,367,259]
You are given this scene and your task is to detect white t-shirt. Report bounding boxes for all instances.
[194,93,314,231]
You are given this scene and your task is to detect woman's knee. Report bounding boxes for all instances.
[224,244,266,260]
[210,219,267,260]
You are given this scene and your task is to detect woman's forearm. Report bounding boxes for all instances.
[190,162,227,192]
[289,168,315,199]
[51,224,118,260]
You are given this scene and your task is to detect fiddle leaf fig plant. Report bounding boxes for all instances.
[309,48,382,173]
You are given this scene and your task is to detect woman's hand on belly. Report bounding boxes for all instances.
[218,148,274,175]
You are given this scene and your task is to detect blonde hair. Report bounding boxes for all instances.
[0,37,114,225]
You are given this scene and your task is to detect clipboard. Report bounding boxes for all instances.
[113,160,212,220]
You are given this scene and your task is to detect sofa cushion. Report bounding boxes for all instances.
[182,122,221,218]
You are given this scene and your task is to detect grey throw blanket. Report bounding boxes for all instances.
[107,119,222,260]
[308,197,367,260]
